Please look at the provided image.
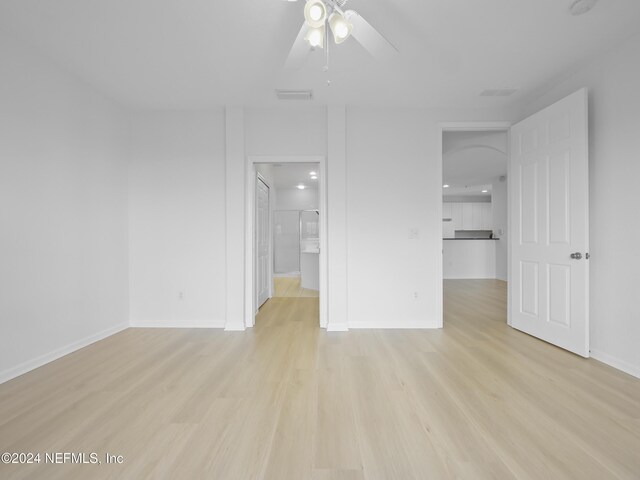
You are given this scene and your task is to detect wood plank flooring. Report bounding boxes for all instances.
[1,279,639,479]
[273,275,319,298]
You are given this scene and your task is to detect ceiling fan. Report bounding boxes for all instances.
[284,0,398,69]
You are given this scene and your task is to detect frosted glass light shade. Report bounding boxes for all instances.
[329,12,352,44]
[304,1,327,28]
[305,25,325,48]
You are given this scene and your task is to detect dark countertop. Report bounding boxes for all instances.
[443,238,500,240]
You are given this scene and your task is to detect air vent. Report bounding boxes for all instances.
[275,89,314,101]
[480,88,519,97]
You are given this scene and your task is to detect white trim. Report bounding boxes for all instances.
[435,126,444,329]
[348,321,441,329]
[438,121,512,329]
[130,320,226,328]
[245,155,328,329]
[0,323,128,384]
[223,324,247,332]
[440,121,513,132]
[590,349,640,379]
[245,163,255,327]
[273,272,300,278]
[255,173,271,311]
[506,124,513,327]
[327,106,348,331]
[327,323,349,332]
[224,106,246,331]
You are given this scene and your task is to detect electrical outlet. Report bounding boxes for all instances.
[178,291,184,301]
[409,228,420,240]
[413,291,419,300]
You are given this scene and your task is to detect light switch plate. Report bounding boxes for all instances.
[409,228,420,240]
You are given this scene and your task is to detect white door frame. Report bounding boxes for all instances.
[245,155,327,328]
[255,172,271,307]
[438,122,513,327]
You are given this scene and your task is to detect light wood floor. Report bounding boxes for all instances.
[273,275,319,298]
[1,280,639,479]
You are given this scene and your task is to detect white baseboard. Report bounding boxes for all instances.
[224,324,246,331]
[130,320,226,328]
[0,323,128,385]
[326,323,349,332]
[590,349,640,379]
[348,320,441,329]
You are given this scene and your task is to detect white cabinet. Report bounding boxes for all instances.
[442,202,454,238]
[451,203,463,233]
[462,203,473,230]
[443,201,493,236]
[442,202,452,219]
[471,203,483,229]
[481,203,492,230]
[300,252,319,290]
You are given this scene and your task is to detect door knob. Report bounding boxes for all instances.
[570,252,583,260]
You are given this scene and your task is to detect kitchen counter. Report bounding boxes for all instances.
[443,238,499,240]
[443,238,496,279]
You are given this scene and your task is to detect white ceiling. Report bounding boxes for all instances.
[259,163,320,190]
[1,0,640,109]
[443,131,507,197]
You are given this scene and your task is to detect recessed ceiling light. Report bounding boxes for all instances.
[297,184,306,190]
[443,184,450,188]
[482,190,488,193]
[310,175,318,180]
[309,171,317,176]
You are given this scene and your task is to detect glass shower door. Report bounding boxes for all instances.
[274,210,300,274]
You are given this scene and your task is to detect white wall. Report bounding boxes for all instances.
[346,109,441,328]
[275,188,318,210]
[443,130,508,155]
[520,31,640,377]
[245,107,327,156]
[128,111,226,327]
[345,107,515,328]
[0,33,129,382]
[491,176,508,281]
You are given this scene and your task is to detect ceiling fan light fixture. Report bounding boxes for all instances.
[329,12,353,44]
[304,0,327,28]
[305,25,325,48]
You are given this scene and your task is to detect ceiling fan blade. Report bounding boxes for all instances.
[347,11,398,60]
[284,22,311,69]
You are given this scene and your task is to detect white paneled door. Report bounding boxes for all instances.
[256,176,270,308]
[510,88,589,357]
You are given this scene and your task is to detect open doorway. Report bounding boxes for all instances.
[440,126,509,325]
[247,158,326,329]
